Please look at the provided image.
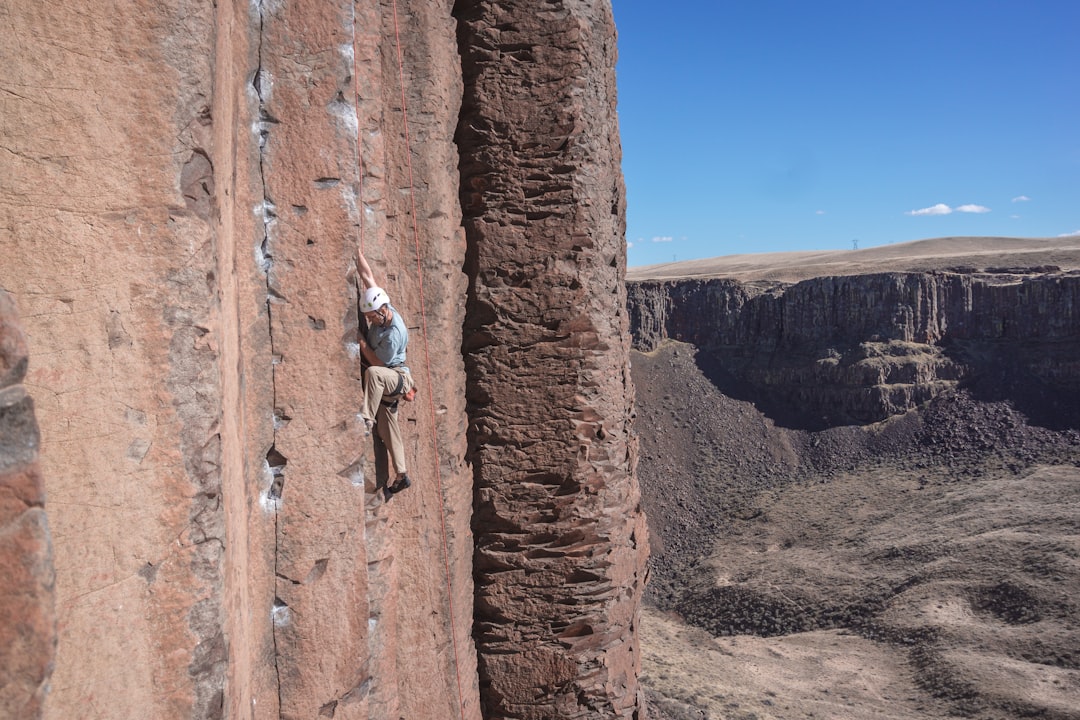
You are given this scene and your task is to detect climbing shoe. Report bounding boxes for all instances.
[388,473,411,495]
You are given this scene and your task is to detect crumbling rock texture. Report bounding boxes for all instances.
[628,271,1080,429]
[632,338,1080,720]
[3,0,642,718]
[0,291,54,720]
[456,1,648,718]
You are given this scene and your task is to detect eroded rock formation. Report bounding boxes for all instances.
[456,1,647,717]
[0,291,54,720]
[628,271,1080,429]
[1,0,644,718]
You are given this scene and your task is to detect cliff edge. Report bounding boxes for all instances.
[629,240,1080,430]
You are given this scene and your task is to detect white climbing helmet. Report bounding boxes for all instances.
[361,287,390,313]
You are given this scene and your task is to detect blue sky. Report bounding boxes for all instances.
[613,1,1080,266]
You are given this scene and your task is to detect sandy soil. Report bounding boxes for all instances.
[630,237,1080,720]
[642,608,947,720]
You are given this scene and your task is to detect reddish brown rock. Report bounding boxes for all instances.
[2,1,232,716]
[2,0,642,718]
[2,0,479,717]
[456,1,649,717]
[250,1,478,717]
[0,291,55,720]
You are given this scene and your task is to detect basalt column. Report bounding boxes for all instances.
[1,2,230,716]
[455,1,649,718]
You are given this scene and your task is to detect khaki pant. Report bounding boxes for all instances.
[361,366,413,475]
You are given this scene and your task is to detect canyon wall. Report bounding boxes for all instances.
[1,1,643,719]
[628,271,1080,429]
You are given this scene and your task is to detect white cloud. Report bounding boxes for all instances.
[1058,229,1080,237]
[906,202,991,216]
[1011,214,1021,220]
[651,236,674,243]
[907,203,953,216]
[1012,195,1030,203]
[627,240,635,249]
[815,210,826,215]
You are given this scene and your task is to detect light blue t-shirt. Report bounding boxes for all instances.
[367,304,408,369]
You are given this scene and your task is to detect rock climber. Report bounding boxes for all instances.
[355,247,415,498]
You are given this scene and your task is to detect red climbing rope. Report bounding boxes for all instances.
[389,5,470,716]
[352,2,469,717]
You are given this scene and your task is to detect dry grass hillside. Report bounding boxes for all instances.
[630,237,1080,720]
[628,236,1080,282]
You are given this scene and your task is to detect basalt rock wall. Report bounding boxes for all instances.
[628,272,1080,429]
[1,1,643,719]
[457,1,647,718]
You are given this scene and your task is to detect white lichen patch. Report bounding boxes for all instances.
[339,42,354,65]
[271,600,291,627]
[349,466,365,488]
[259,459,281,513]
[328,92,359,137]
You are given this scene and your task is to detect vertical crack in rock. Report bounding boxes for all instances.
[251,0,286,710]
[168,237,227,716]
[167,77,228,720]
[455,1,648,718]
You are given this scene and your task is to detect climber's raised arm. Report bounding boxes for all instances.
[355,246,377,290]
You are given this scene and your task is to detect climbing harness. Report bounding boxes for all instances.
[379,368,416,408]
[351,1,468,717]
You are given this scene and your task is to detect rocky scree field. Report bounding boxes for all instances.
[630,246,1080,720]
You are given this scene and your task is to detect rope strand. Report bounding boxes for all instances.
[347,2,470,716]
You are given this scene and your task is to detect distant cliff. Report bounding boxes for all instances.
[628,270,1080,429]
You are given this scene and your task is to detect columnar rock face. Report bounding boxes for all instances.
[628,271,1080,428]
[3,3,232,717]
[456,2,648,718]
[2,1,478,718]
[3,0,643,718]
[246,2,477,718]
[0,292,54,719]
